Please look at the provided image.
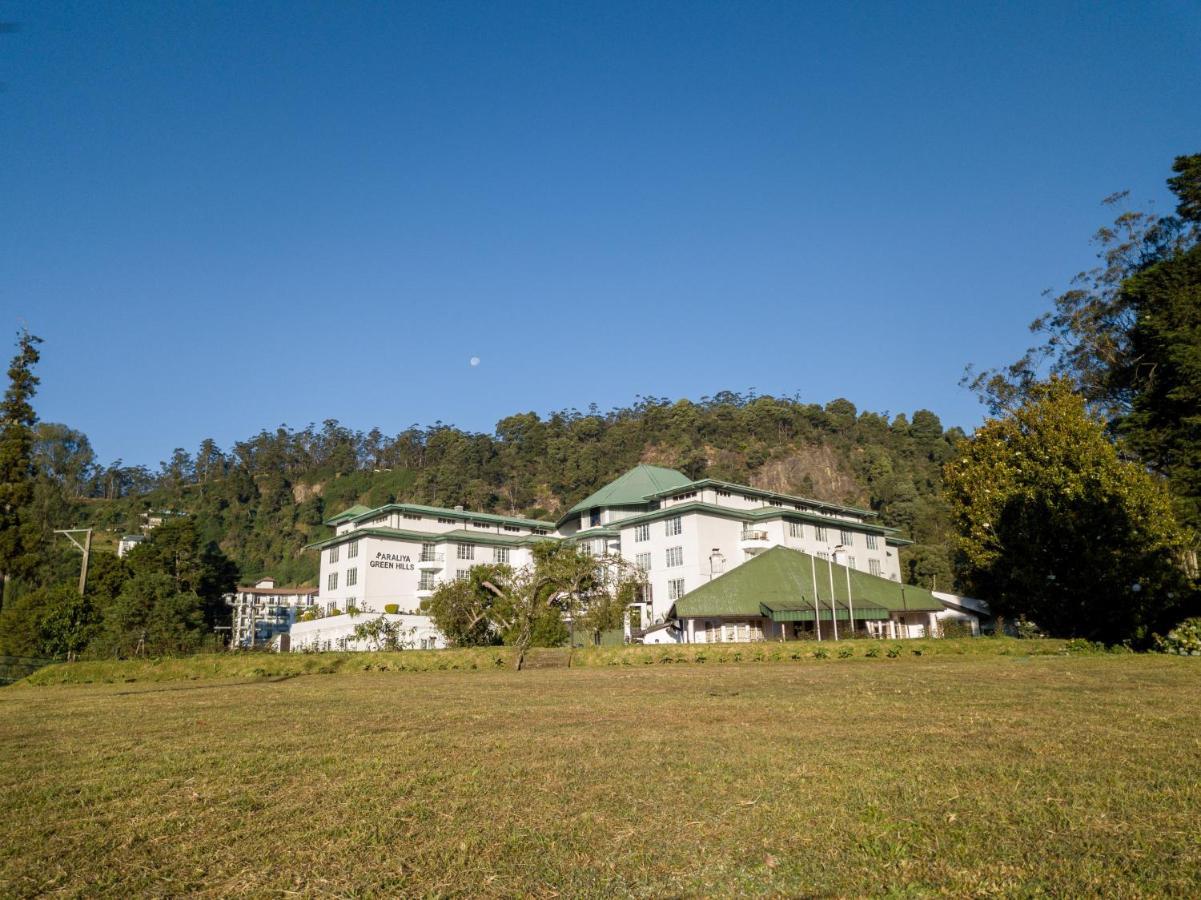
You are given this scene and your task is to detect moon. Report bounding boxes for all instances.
[469,356,481,367]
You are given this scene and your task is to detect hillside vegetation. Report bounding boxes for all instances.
[33,393,963,592]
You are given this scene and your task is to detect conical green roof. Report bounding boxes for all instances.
[673,546,942,618]
[565,465,693,516]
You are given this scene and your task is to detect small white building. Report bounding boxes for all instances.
[116,534,146,558]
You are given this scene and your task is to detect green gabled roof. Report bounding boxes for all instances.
[645,478,876,519]
[672,546,942,619]
[305,527,558,552]
[564,465,693,518]
[325,504,372,525]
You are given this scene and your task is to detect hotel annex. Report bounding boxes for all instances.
[282,465,979,651]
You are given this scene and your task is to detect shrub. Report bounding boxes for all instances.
[383,604,399,615]
[1015,617,1044,639]
[1155,618,1201,656]
[329,609,343,617]
[837,646,853,658]
[864,646,880,658]
[886,645,902,658]
[813,647,829,660]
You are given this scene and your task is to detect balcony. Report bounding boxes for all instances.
[417,552,445,571]
[739,528,774,554]
[415,587,436,599]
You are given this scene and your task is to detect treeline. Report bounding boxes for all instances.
[33,393,962,592]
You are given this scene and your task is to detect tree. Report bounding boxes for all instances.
[124,517,238,623]
[964,154,1201,533]
[0,582,92,658]
[944,379,1196,644]
[93,572,207,657]
[0,329,43,608]
[540,544,640,653]
[421,564,510,648]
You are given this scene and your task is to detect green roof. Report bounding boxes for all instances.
[646,478,876,519]
[672,546,942,619]
[564,465,693,518]
[325,504,372,525]
[324,502,553,530]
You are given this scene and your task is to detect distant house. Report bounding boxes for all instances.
[116,534,146,558]
[223,578,319,649]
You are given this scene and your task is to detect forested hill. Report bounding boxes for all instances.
[42,393,965,590]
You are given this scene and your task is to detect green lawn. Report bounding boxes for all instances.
[2,653,1199,896]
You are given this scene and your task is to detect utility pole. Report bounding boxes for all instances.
[54,528,93,595]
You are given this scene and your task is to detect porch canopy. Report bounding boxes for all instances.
[759,600,890,622]
[670,546,943,623]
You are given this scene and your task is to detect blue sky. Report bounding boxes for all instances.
[3,1,1199,467]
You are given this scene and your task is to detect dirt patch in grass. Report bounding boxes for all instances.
[2,654,1198,896]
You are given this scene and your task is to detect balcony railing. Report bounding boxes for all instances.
[741,529,770,542]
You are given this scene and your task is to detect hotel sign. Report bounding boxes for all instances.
[370,551,414,571]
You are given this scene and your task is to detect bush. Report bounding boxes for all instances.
[383,604,399,614]
[1155,618,1201,656]
[813,647,829,660]
[329,609,343,617]
[886,645,902,658]
[864,645,880,658]
[837,646,853,658]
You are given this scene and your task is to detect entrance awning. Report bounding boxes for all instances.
[759,601,891,622]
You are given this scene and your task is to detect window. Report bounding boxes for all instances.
[635,552,651,572]
[668,578,685,601]
[869,559,882,577]
[456,543,474,560]
[346,568,358,587]
[840,529,855,546]
[665,516,682,537]
[589,510,601,528]
[438,517,455,524]
[788,521,804,539]
[866,533,879,550]
[815,525,829,542]
[419,571,437,591]
[329,545,340,563]
[717,490,731,498]
[403,513,422,520]
[327,572,338,591]
[472,521,490,529]
[456,569,470,581]
[847,556,857,570]
[420,542,437,562]
[493,546,510,564]
[666,546,683,568]
[817,551,830,562]
[634,524,650,542]
[347,540,358,559]
[503,525,520,533]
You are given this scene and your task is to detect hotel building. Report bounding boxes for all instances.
[297,464,972,649]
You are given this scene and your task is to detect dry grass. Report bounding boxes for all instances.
[2,654,1199,896]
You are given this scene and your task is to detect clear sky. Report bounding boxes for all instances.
[3,1,1199,467]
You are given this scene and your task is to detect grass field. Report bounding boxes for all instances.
[2,651,1199,896]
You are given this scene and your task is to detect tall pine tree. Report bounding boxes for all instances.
[0,329,43,609]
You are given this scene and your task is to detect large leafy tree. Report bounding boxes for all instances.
[0,329,43,608]
[945,379,1196,644]
[966,153,1201,534]
[92,572,207,657]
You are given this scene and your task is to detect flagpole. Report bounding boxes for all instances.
[810,553,822,642]
[827,554,839,641]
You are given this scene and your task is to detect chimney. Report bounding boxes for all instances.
[454,505,464,512]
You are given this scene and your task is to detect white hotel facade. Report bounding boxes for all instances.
[294,465,934,650]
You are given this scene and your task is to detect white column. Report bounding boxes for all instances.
[687,618,696,644]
